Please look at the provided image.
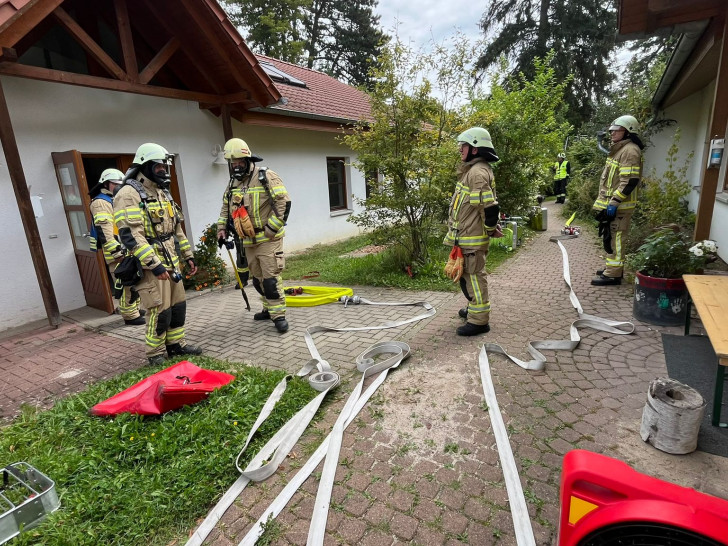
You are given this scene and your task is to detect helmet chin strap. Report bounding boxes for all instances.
[464,145,479,162]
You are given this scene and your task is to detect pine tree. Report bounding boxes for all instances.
[477,0,616,128]
[223,0,386,88]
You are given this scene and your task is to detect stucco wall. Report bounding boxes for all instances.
[645,80,728,263]
[0,76,364,331]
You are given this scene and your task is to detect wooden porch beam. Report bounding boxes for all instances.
[114,0,138,81]
[139,37,179,85]
[695,15,728,240]
[0,79,61,327]
[0,0,65,48]
[647,0,723,31]
[0,62,225,104]
[177,0,253,93]
[52,7,128,82]
[144,2,224,95]
[221,103,233,141]
[0,47,17,63]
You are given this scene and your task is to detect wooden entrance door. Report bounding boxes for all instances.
[51,150,114,313]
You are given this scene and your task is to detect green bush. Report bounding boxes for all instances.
[183,224,230,291]
[626,227,717,278]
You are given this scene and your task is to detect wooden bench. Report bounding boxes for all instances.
[683,274,728,427]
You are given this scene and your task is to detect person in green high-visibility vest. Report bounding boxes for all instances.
[551,152,570,204]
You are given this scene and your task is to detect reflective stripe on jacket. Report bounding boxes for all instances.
[217,166,290,246]
[113,176,192,271]
[593,140,642,211]
[443,158,498,250]
[90,191,122,263]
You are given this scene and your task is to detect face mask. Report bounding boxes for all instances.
[142,161,171,188]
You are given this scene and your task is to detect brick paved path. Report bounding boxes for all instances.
[2,201,727,545]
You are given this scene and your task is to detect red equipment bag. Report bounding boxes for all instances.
[90,361,235,416]
[559,449,728,545]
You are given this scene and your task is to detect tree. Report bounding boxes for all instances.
[303,0,386,88]
[464,54,572,216]
[223,0,306,63]
[343,36,476,267]
[477,0,616,128]
[222,0,386,88]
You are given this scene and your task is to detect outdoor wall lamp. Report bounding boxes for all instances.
[211,144,227,165]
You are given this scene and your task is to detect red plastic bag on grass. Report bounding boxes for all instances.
[90,361,235,416]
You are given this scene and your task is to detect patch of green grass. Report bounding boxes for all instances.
[444,442,459,454]
[283,233,514,291]
[0,356,318,546]
[257,514,285,545]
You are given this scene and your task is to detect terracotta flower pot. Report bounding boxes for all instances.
[633,271,688,326]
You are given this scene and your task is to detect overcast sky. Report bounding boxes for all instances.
[374,0,486,50]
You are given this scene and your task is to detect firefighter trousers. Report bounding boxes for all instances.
[246,238,286,320]
[603,210,633,278]
[135,270,188,357]
[459,248,491,326]
[107,264,141,320]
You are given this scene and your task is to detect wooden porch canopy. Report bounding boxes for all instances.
[618,0,728,240]
[0,0,282,328]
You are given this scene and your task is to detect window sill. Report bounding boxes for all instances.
[716,192,728,205]
[330,209,353,217]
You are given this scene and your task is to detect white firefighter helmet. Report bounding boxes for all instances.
[132,143,173,188]
[609,115,640,136]
[457,127,494,149]
[557,152,566,159]
[132,142,172,166]
[100,168,125,184]
[223,138,251,160]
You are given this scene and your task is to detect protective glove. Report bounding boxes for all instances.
[217,236,225,249]
[490,223,504,239]
[444,245,464,283]
[605,204,618,220]
[232,206,256,238]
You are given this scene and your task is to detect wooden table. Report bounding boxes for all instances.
[683,274,728,427]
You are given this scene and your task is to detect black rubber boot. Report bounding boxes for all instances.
[591,274,622,286]
[458,308,468,319]
[124,316,145,326]
[274,317,289,333]
[166,343,203,357]
[139,309,146,317]
[456,322,490,336]
[254,309,271,321]
[148,354,166,366]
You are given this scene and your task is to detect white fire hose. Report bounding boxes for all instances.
[186,297,435,546]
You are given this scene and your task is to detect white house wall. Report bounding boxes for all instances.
[0,76,364,332]
[646,80,728,262]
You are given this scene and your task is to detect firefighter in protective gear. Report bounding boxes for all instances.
[591,115,644,286]
[113,143,203,365]
[89,168,144,325]
[444,127,500,336]
[216,138,292,333]
[551,152,570,204]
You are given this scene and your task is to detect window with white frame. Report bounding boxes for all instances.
[327,157,348,210]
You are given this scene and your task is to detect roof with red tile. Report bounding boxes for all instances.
[0,0,32,26]
[256,55,371,124]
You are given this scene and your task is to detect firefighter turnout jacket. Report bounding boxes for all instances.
[444,158,499,250]
[593,140,642,212]
[113,175,193,273]
[217,166,291,246]
[90,189,123,264]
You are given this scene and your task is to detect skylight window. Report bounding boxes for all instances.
[259,61,307,88]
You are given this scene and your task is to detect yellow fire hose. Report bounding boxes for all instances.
[284,286,353,307]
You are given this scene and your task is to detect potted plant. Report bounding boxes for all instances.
[627,226,718,326]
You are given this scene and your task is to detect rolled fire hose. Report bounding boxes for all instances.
[481,238,634,371]
[284,285,353,307]
[187,297,435,546]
